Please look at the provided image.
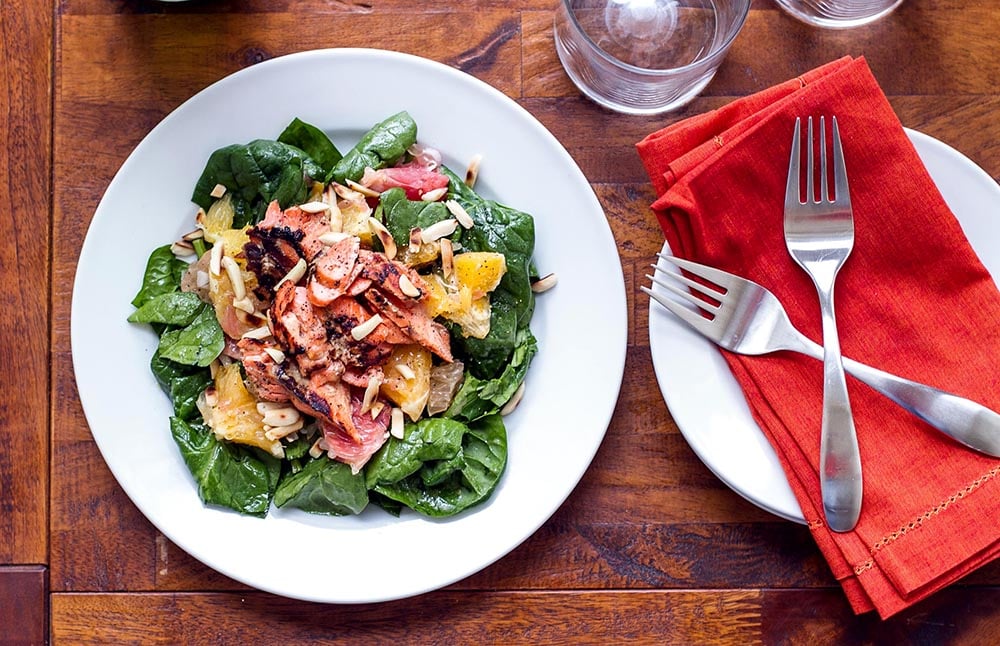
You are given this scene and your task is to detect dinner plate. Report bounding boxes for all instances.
[71,49,627,602]
[648,129,1000,523]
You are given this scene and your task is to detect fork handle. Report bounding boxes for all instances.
[816,288,863,533]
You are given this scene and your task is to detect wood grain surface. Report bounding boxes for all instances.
[2,0,998,642]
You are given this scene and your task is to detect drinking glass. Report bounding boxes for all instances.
[773,0,904,29]
[553,0,750,115]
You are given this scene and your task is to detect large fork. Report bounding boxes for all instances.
[643,254,1000,459]
[784,116,860,532]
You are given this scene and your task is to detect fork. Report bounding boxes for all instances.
[783,115,861,532]
[643,254,1000,458]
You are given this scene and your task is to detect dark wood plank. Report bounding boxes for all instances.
[0,0,51,567]
[0,566,47,645]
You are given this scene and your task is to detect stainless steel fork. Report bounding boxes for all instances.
[644,254,1000,459]
[784,115,861,532]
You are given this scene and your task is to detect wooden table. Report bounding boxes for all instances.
[3,0,999,642]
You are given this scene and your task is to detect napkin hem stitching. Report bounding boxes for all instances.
[853,465,1000,576]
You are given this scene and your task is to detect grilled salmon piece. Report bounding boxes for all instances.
[363,288,453,362]
[270,282,332,375]
[307,236,363,307]
[319,394,391,474]
[273,361,359,442]
[236,337,292,403]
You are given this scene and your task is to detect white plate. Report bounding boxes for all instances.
[648,129,1000,524]
[71,49,627,602]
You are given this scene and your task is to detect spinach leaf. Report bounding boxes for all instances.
[127,291,205,326]
[443,168,536,377]
[445,328,537,422]
[274,457,368,516]
[170,417,281,517]
[365,417,466,488]
[379,188,454,248]
[329,111,417,184]
[157,304,225,367]
[149,350,212,420]
[192,140,325,225]
[368,415,507,517]
[132,245,188,308]
[277,118,343,175]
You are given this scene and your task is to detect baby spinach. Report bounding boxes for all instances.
[379,188,454,248]
[274,457,368,516]
[445,328,537,422]
[132,245,189,308]
[150,350,213,420]
[170,417,281,518]
[192,139,325,226]
[329,111,417,184]
[367,415,507,517]
[366,417,467,487]
[278,118,343,176]
[127,291,205,326]
[157,304,225,367]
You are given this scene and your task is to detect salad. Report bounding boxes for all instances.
[128,111,552,519]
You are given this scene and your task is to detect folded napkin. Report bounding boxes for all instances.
[637,56,1000,618]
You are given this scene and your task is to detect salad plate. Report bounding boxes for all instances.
[71,48,627,602]
[648,129,1000,524]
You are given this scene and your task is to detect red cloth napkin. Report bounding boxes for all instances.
[637,56,1000,619]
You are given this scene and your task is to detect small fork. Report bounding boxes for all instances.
[643,254,1000,460]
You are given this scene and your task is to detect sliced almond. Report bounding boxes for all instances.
[368,218,397,260]
[445,200,474,229]
[421,187,448,202]
[351,313,383,341]
[531,273,558,293]
[276,258,308,288]
[210,183,227,199]
[390,407,405,439]
[299,201,332,214]
[420,218,458,244]
[398,274,421,299]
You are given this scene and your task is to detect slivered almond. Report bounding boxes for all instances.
[368,218,397,260]
[396,364,415,380]
[182,228,205,241]
[262,407,301,427]
[360,373,383,414]
[309,438,325,459]
[318,231,352,245]
[276,258,308,288]
[209,359,220,379]
[265,418,304,441]
[390,408,405,439]
[195,271,209,289]
[209,240,225,276]
[408,228,423,253]
[445,200,474,229]
[465,154,482,188]
[351,314,383,341]
[256,401,288,414]
[324,185,345,232]
[531,273,558,293]
[241,325,271,340]
[263,347,285,364]
[210,183,227,198]
[233,297,255,314]
[333,183,364,201]
[170,240,196,257]
[370,401,385,420]
[421,187,448,202]
[441,238,454,279]
[500,382,525,416]
[221,256,246,300]
[299,201,331,214]
[346,178,381,198]
[398,274,421,298]
[420,218,458,244]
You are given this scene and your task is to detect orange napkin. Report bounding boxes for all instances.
[637,56,1000,618]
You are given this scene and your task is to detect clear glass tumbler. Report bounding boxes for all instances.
[553,0,750,115]
[773,0,904,29]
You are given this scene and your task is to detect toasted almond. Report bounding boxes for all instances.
[241,325,271,340]
[370,401,385,420]
[360,373,383,414]
[408,228,423,253]
[396,364,415,380]
[318,231,352,246]
[264,418,304,441]
[500,382,525,416]
[203,386,219,408]
[390,408,405,439]
[531,273,558,293]
[195,270,210,289]
[445,200,474,229]
[420,218,458,244]
[351,313,383,341]
[170,240,196,257]
[441,238,454,280]
[276,258,308,288]
[421,187,448,202]
[398,274,421,299]
[262,407,301,427]
[209,240,225,276]
[299,201,331,214]
[368,218,397,260]
[263,347,286,364]
[256,401,288,414]
[309,438,325,459]
[182,228,205,241]
[210,183,227,198]
[333,183,364,201]
[233,296,255,314]
[465,153,482,188]
[221,256,246,300]
[346,178,382,198]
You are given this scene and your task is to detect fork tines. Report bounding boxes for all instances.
[642,254,726,336]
